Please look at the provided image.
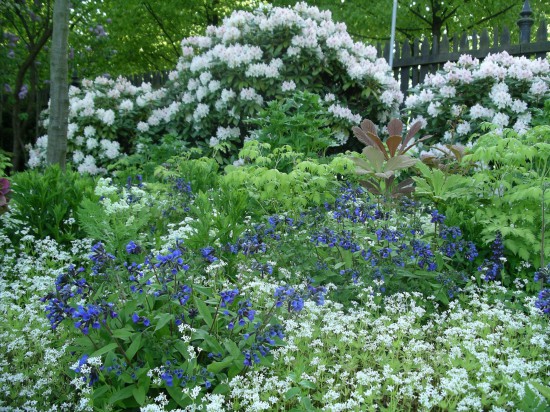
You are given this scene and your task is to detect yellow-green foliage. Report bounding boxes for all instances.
[222,141,354,213]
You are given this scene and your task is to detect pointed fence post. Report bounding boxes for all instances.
[517,0,534,44]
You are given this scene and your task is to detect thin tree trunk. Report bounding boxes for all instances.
[47,0,70,168]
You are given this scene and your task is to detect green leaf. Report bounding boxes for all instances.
[531,382,550,400]
[111,327,134,340]
[92,384,110,401]
[213,383,230,395]
[126,334,143,361]
[223,339,242,358]
[155,313,173,332]
[195,297,213,328]
[207,356,235,374]
[166,384,188,407]
[285,387,302,400]
[91,343,118,357]
[132,386,146,405]
[299,380,317,390]
[109,384,136,404]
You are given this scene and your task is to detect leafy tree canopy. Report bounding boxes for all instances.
[270,0,550,44]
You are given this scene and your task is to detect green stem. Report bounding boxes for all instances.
[104,323,134,367]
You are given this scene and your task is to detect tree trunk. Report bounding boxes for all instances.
[47,0,70,168]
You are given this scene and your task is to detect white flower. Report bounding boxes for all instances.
[96,108,115,126]
[492,112,510,127]
[100,139,121,159]
[281,80,296,92]
[456,122,471,136]
[119,99,134,111]
[86,138,99,150]
[193,103,210,121]
[489,82,512,109]
[137,121,150,132]
[83,125,96,138]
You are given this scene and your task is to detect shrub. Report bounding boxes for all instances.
[147,2,402,158]
[28,76,167,173]
[405,52,550,145]
[424,124,550,275]
[221,141,354,214]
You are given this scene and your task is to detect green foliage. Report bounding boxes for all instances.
[0,149,11,176]
[77,177,168,255]
[413,161,467,207]
[8,165,95,244]
[154,154,220,194]
[441,126,550,271]
[222,141,354,214]
[108,133,193,182]
[247,91,338,156]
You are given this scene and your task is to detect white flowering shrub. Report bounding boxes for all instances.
[29,76,166,174]
[405,52,550,144]
[150,2,402,155]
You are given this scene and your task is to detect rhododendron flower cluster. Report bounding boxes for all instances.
[28,76,166,174]
[405,51,550,144]
[155,2,402,152]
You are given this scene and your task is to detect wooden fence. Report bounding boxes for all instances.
[376,0,550,97]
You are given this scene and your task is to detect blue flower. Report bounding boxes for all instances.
[534,264,550,284]
[430,210,446,224]
[535,289,550,315]
[126,241,142,254]
[200,246,218,263]
[131,312,150,327]
[220,289,239,308]
[478,232,504,282]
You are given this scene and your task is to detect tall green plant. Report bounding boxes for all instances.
[8,165,95,244]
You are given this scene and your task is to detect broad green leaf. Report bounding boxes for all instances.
[195,297,213,328]
[155,313,173,332]
[91,342,118,357]
[111,327,134,340]
[207,356,235,374]
[132,386,146,405]
[126,334,143,361]
[109,384,136,404]
[285,387,302,400]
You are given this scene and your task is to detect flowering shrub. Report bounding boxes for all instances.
[149,2,402,157]
[28,76,166,174]
[405,51,550,144]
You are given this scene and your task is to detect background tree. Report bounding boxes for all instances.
[46,0,70,168]
[270,0,550,43]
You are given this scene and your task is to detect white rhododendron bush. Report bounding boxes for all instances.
[29,77,166,174]
[147,2,402,154]
[405,52,550,144]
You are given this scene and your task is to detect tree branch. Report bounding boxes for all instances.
[142,1,180,60]
[467,4,516,30]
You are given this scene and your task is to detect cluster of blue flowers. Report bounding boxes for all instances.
[534,264,550,315]
[89,242,115,275]
[477,232,504,281]
[200,246,218,263]
[73,354,100,386]
[243,324,285,367]
[160,360,214,389]
[155,248,189,275]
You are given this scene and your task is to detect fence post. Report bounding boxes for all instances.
[517,0,534,44]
